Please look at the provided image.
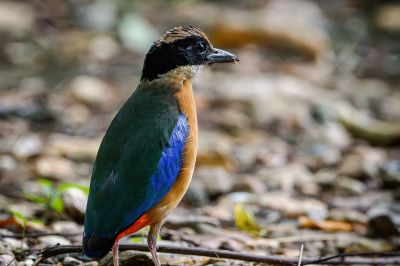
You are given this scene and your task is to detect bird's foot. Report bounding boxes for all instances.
[148,222,162,266]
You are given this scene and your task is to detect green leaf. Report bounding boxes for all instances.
[130,237,144,243]
[50,196,64,213]
[57,183,89,195]
[25,193,47,204]
[234,203,262,236]
[38,178,54,197]
[9,209,28,224]
[30,218,44,224]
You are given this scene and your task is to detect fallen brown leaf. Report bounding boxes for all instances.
[298,216,353,232]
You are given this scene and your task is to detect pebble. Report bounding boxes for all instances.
[118,13,159,53]
[52,221,82,234]
[208,108,251,132]
[296,143,341,168]
[338,154,364,178]
[198,130,233,158]
[195,167,234,197]
[330,208,368,224]
[367,204,400,237]
[260,192,328,220]
[258,163,318,194]
[61,104,91,127]
[19,258,34,266]
[81,0,117,31]
[232,175,266,194]
[202,204,234,223]
[45,134,100,161]
[99,251,153,266]
[70,75,115,107]
[83,262,99,266]
[320,122,352,149]
[210,75,313,125]
[380,160,400,187]
[89,34,119,61]
[2,237,28,250]
[196,150,236,171]
[164,213,220,231]
[220,191,328,220]
[63,256,83,266]
[62,188,87,222]
[335,176,367,195]
[183,178,209,206]
[374,4,400,33]
[34,156,76,180]
[315,170,336,188]
[11,134,43,160]
[331,192,393,211]
[339,146,386,179]
[0,2,35,37]
[0,238,12,255]
[38,235,71,246]
[208,0,329,59]
[0,155,17,171]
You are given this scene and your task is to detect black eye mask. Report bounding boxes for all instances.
[141,36,211,81]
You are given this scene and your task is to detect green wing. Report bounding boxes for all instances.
[84,83,179,238]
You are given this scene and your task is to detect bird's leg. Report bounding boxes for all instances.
[112,240,120,266]
[147,222,162,266]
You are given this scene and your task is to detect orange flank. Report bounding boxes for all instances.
[114,214,151,243]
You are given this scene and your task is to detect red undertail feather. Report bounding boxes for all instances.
[115,214,151,243]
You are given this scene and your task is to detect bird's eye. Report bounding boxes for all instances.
[195,43,207,54]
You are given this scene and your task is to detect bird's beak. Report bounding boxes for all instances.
[206,48,239,64]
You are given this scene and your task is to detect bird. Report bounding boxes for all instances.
[83,25,239,266]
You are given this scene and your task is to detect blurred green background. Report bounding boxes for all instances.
[0,0,399,265]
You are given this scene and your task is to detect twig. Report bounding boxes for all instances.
[33,244,400,266]
[301,251,400,265]
[297,244,304,266]
[6,256,16,266]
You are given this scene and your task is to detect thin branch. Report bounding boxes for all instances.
[33,244,400,266]
[6,256,16,266]
[297,244,304,266]
[301,251,400,265]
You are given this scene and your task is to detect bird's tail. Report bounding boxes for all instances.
[83,233,116,259]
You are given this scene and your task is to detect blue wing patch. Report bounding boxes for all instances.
[118,112,189,232]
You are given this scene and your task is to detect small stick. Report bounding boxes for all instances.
[298,244,304,266]
[32,244,400,266]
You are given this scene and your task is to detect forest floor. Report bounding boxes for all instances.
[0,0,399,265]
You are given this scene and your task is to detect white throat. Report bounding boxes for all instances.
[159,65,205,81]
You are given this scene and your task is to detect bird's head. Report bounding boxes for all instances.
[141,26,239,82]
